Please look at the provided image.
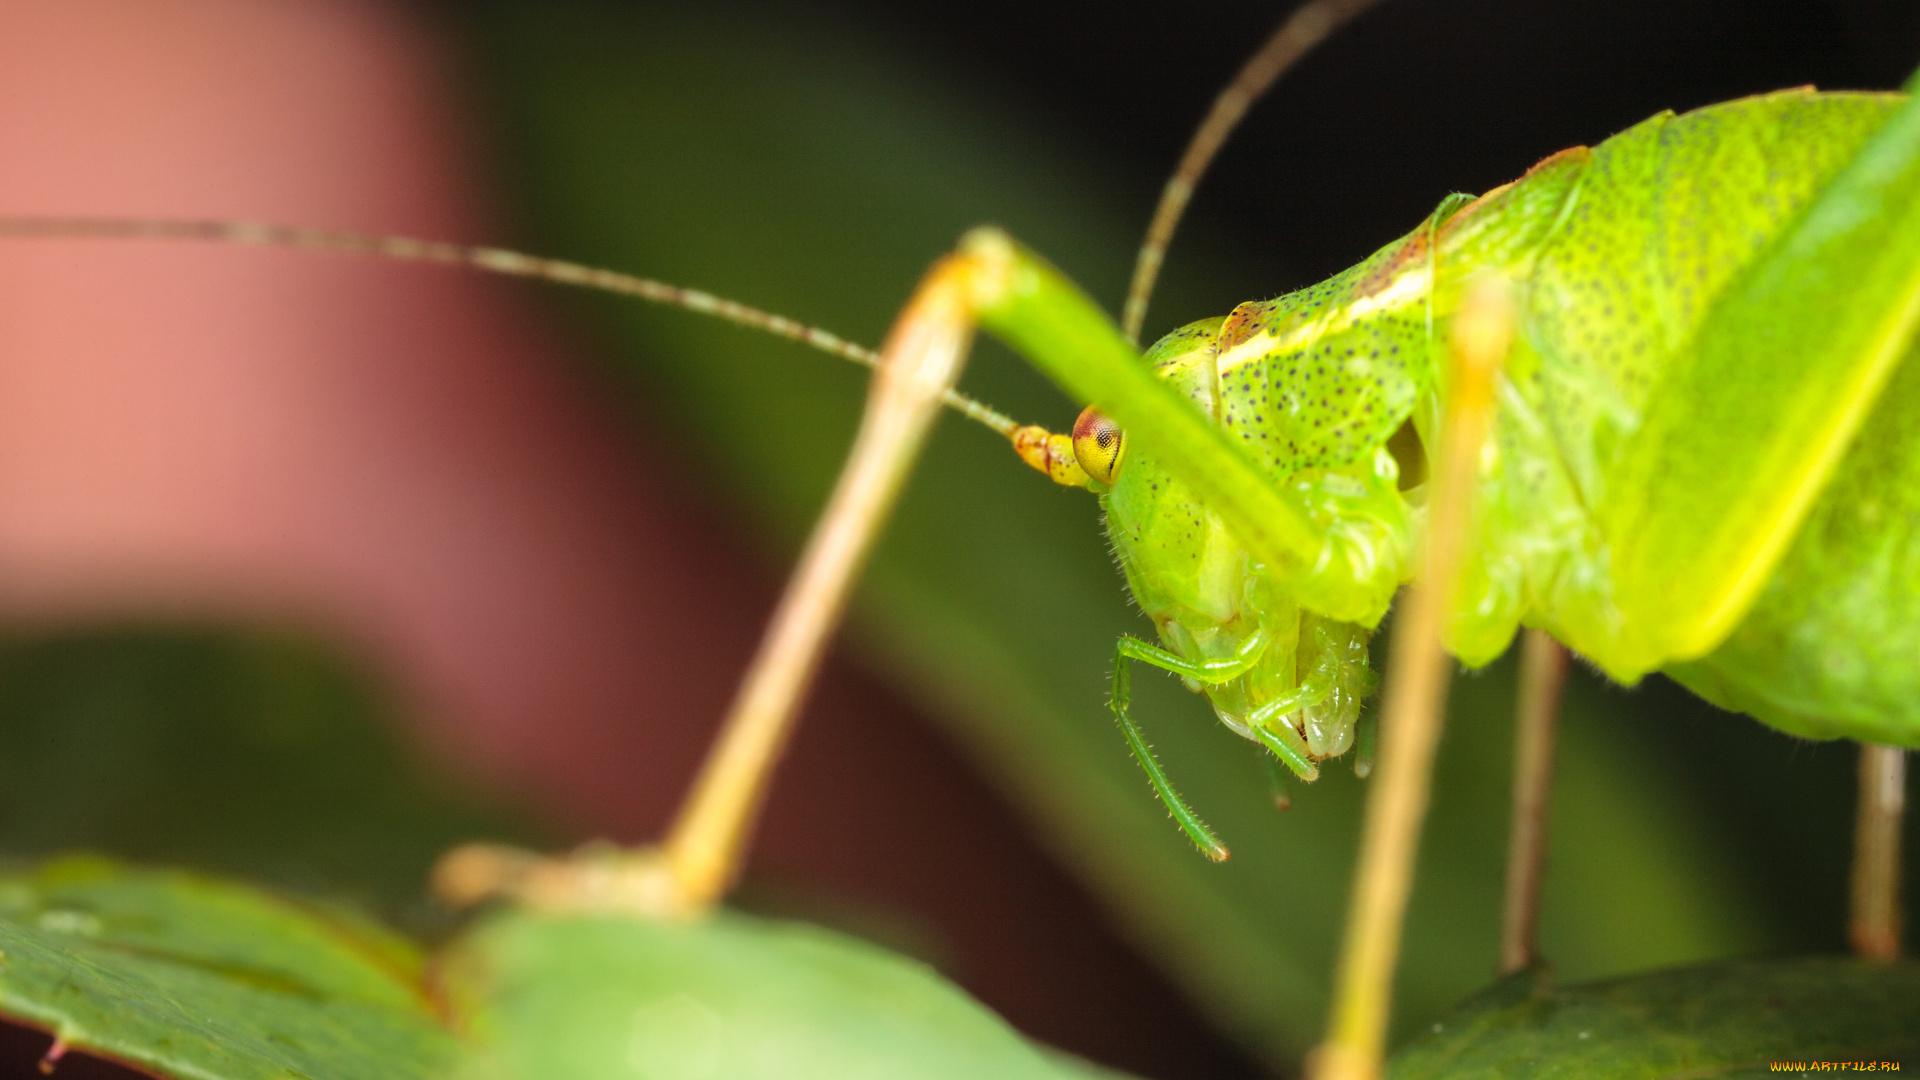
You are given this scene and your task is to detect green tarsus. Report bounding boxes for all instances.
[1106,627,1321,855]
[1109,644,1230,862]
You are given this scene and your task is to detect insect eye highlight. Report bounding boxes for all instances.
[1071,406,1127,484]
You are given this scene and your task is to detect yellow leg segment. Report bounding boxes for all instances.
[1310,278,1512,1080]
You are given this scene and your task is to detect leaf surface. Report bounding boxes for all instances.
[441,907,1111,1080]
[1390,957,1920,1079]
[0,858,458,1080]
[0,859,1122,1080]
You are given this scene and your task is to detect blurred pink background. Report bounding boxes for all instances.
[0,0,747,828]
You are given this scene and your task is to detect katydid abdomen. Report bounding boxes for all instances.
[1027,88,1918,779]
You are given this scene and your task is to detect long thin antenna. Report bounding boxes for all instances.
[1120,0,1390,343]
[0,216,1020,437]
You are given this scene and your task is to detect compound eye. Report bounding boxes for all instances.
[1071,406,1127,485]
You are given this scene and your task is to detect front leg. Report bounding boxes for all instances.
[1107,634,1252,863]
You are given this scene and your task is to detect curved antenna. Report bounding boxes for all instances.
[1120,0,1390,343]
[0,216,1020,437]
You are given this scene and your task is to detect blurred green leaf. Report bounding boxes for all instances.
[0,626,543,924]
[443,908,1125,1080]
[0,859,1130,1080]
[0,857,458,1080]
[457,3,1787,1063]
[1390,957,1920,1078]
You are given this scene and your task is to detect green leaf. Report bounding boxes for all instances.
[439,907,1109,1080]
[0,858,1132,1080]
[0,857,458,1080]
[1390,957,1920,1079]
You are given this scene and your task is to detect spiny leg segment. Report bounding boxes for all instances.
[1107,627,1296,862]
[1110,642,1232,863]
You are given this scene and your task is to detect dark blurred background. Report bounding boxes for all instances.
[0,2,1916,1078]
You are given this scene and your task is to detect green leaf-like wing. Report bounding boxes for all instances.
[1605,89,1920,666]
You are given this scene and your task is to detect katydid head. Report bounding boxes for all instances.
[1006,277,1423,770]
[1097,307,1418,769]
